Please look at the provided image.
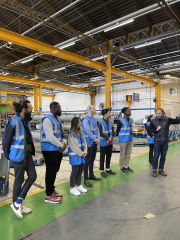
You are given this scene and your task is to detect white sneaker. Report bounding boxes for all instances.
[22,204,32,214]
[11,202,23,219]
[76,185,87,193]
[70,188,81,196]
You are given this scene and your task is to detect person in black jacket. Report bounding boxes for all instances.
[149,108,180,177]
[2,100,36,219]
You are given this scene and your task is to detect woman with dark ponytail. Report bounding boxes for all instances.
[68,117,88,196]
[144,114,155,165]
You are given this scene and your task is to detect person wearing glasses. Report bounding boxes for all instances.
[2,100,36,219]
[116,107,134,174]
[41,102,66,204]
[81,105,101,188]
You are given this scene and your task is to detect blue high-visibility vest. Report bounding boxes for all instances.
[41,114,62,151]
[68,131,86,165]
[118,117,133,143]
[8,115,32,162]
[98,119,113,147]
[144,122,154,144]
[81,115,98,146]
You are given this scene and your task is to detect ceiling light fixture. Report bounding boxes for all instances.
[59,42,75,49]
[134,40,161,49]
[104,19,134,32]
[21,58,34,64]
[53,67,66,72]
[92,55,107,61]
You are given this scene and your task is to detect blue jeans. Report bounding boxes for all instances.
[84,143,97,180]
[153,141,168,170]
[12,151,37,202]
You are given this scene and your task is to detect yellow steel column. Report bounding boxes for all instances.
[155,80,161,109]
[34,86,38,114]
[158,79,161,109]
[90,93,95,106]
[39,85,42,113]
[52,94,55,102]
[105,40,112,108]
[127,95,131,108]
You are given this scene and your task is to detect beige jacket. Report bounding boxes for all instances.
[67,131,87,157]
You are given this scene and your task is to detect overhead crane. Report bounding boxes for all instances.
[0,27,161,110]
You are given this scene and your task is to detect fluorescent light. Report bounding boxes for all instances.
[127,69,143,73]
[164,60,180,66]
[90,76,104,81]
[3,72,9,75]
[92,55,107,61]
[104,19,134,32]
[59,42,75,49]
[53,67,65,72]
[159,67,180,74]
[135,40,161,49]
[21,58,34,64]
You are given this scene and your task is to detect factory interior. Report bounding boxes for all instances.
[1,0,180,239]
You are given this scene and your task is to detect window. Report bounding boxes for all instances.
[170,88,177,96]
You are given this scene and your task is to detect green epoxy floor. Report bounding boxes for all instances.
[0,141,180,240]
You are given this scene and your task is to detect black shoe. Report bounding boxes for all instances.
[125,166,134,173]
[120,167,127,175]
[106,169,116,175]
[101,171,107,178]
[89,175,101,181]
[84,180,93,188]
[159,170,167,177]
[152,170,157,177]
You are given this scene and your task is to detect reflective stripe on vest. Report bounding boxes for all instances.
[82,115,98,146]
[99,119,113,147]
[41,114,62,151]
[68,132,86,165]
[9,115,31,162]
[118,117,133,143]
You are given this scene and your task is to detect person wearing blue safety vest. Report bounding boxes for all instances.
[2,100,36,219]
[68,117,88,196]
[149,108,180,177]
[41,102,66,204]
[144,114,155,165]
[97,108,116,178]
[116,107,134,175]
[81,105,101,188]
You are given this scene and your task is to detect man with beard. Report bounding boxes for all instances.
[2,100,36,219]
[41,102,66,203]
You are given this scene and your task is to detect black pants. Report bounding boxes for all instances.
[70,163,84,187]
[42,151,62,196]
[12,151,37,202]
[149,144,154,164]
[100,145,112,171]
[84,143,97,181]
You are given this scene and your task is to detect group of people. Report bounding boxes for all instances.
[2,99,179,220]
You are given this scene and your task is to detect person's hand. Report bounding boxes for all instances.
[109,137,112,141]
[96,138,100,144]
[113,137,117,141]
[82,152,87,158]
[156,126,161,131]
[59,143,67,153]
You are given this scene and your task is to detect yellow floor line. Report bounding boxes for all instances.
[1,140,179,208]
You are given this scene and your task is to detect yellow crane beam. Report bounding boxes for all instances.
[0,28,156,87]
[92,75,151,87]
[0,75,94,93]
[0,89,53,98]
